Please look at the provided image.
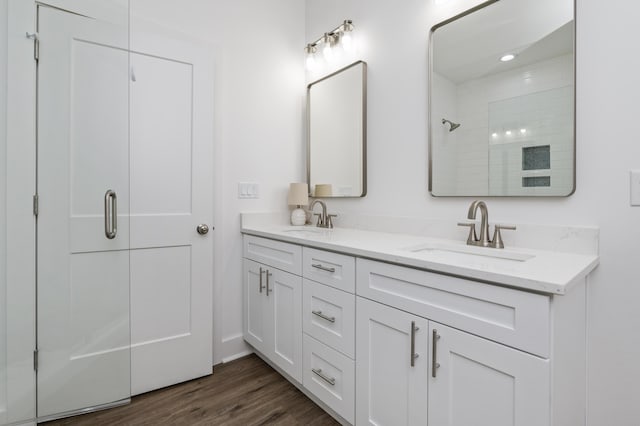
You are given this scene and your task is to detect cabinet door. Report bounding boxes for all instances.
[243,259,268,353]
[356,297,428,426]
[429,323,550,426]
[268,268,303,383]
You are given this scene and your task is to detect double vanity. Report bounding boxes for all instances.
[241,212,599,426]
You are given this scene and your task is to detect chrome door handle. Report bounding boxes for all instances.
[432,329,441,377]
[258,267,265,293]
[104,190,117,239]
[311,263,336,273]
[312,310,336,323]
[197,224,210,235]
[311,368,336,386]
[410,321,420,367]
[265,270,272,296]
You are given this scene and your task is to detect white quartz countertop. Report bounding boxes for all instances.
[241,220,599,295]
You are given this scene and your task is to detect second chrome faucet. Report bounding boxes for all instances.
[309,199,337,228]
[458,200,516,249]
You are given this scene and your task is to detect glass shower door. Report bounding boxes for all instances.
[36,2,131,419]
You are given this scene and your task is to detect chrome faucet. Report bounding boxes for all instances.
[467,200,490,247]
[458,200,516,249]
[309,199,337,228]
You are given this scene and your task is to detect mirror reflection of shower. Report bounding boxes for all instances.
[442,118,460,132]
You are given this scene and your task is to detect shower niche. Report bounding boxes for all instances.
[428,0,575,196]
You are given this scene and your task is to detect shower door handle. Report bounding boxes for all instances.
[104,189,117,239]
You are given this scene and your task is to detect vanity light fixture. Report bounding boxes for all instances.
[305,44,317,69]
[305,19,354,70]
[500,53,516,62]
[520,128,527,134]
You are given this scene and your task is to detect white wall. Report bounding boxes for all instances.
[129,0,306,363]
[304,0,640,423]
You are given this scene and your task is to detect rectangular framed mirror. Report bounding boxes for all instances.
[429,0,575,196]
[307,60,367,198]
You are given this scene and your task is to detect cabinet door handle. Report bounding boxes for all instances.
[312,310,336,323]
[410,321,420,367]
[311,263,336,273]
[311,368,336,386]
[432,329,441,378]
[258,267,265,293]
[265,270,272,296]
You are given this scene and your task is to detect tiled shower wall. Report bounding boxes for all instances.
[435,53,573,195]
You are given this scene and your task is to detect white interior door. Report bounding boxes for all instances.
[129,28,214,395]
[37,5,131,417]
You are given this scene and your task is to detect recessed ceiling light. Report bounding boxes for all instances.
[500,54,516,62]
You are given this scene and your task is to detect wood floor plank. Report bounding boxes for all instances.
[42,354,339,426]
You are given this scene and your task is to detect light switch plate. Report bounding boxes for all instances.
[238,182,259,199]
[631,171,640,206]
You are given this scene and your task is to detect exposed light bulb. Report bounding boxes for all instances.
[341,31,353,52]
[520,128,527,134]
[506,130,512,136]
[304,44,317,71]
[306,53,316,70]
[491,133,498,138]
[322,33,334,61]
[323,44,333,61]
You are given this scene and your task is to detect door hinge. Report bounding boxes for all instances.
[33,349,39,372]
[26,32,39,62]
[33,194,39,217]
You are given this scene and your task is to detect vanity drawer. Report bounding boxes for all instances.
[303,248,355,293]
[303,279,355,358]
[356,258,550,357]
[303,334,355,424]
[243,235,302,275]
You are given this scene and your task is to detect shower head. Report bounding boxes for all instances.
[442,118,461,132]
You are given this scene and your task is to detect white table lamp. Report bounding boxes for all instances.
[287,183,309,226]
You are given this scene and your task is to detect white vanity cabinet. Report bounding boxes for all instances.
[243,236,303,383]
[355,296,550,426]
[242,231,590,426]
[355,258,584,426]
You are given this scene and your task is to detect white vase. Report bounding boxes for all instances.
[290,207,306,226]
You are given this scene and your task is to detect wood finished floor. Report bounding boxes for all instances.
[43,354,339,426]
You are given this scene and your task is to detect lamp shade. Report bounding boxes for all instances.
[314,184,333,197]
[287,183,309,206]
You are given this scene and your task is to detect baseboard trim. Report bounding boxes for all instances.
[218,333,252,364]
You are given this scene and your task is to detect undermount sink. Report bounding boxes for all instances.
[405,241,535,262]
[281,227,330,237]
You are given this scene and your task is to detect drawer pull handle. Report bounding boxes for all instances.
[312,310,336,323]
[311,263,336,273]
[432,329,441,378]
[410,321,420,367]
[312,368,336,386]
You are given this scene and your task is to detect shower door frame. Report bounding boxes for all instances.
[2,0,37,423]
